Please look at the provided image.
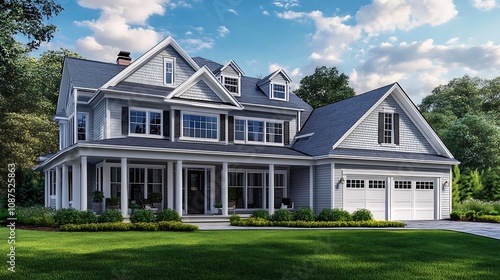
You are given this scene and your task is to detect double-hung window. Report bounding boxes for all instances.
[234,118,284,145]
[182,113,219,140]
[223,76,239,95]
[77,113,88,141]
[271,84,287,100]
[378,110,399,145]
[129,109,162,136]
[164,58,174,86]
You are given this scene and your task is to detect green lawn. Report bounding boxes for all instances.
[1,228,499,279]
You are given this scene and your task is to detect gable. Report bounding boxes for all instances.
[177,80,223,103]
[221,64,240,77]
[271,72,288,84]
[124,45,195,87]
[337,94,437,154]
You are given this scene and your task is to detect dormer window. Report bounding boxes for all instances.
[223,76,239,95]
[164,57,175,86]
[271,84,287,100]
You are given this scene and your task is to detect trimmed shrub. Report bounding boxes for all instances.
[157,221,199,231]
[231,218,271,227]
[251,209,270,220]
[16,206,56,226]
[450,211,463,221]
[97,210,123,223]
[55,208,82,225]
[60,222,130,232]
[60,222,198,231]
[271,209,293,221]
[156,208,181,222]
[79,211,97,224]
[229,214,240,222]
[463,210,477,221]
[130,222,159,231]
[130,209,155,223]
[231,219,406,228]
[476,215,500,223]
[292,207,316,221]
[351,209,374,221]
[318,208,351,221]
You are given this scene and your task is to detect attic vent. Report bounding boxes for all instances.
[117,51,131,66]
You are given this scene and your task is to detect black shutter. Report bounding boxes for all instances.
[163,110,170,138]
[220,114,225,141]
[394,113,400,145]
[174,110,180,137]
[378,112,384,144]
[121,107,129,135]
[228,116,234,142]
[284,121,290,145]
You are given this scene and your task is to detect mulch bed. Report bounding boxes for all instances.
[2,221,59,231]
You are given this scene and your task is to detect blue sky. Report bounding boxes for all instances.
[41,0,500,104]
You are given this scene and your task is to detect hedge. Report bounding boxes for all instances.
[476,215,500,223]
[60,222,198,232]
[231,218,406,228]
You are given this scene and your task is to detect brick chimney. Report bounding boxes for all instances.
[116,51,131,66]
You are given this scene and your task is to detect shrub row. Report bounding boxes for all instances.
[231,218,406,228]
[450,210,500,223]
[60,221,198,232]
[16,206,57,226]
[249,208,374,222]
[130,208,181,223]
[454,199,500,216]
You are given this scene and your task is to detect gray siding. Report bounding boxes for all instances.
[221,65,239,77]
[314,164,331,214]
[108,98,129,138]
[334,168,343,209]
[179,80,222,102]
[259,81,271,97]
[93,99,106,140]
[338,95,436,154]
[66,91,75,117]
[441,173,451,219]
[271,73,287,84]
[125,45,195,87]
[289,166,310,208]
[78,105,93,141]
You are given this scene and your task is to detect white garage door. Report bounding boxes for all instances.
[392,179,435,220]
[344,178,386,220]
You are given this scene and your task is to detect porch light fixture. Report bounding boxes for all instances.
[443,181,449,189]
[338,177,345,189]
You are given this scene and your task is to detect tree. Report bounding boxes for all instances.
[295,66,355,108]
[452,165,461,207]
[443,114,500,171]
[481,167,500,201]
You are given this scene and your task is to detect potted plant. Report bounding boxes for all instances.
[214,203,222,215]
[148,192,163,210]
[92,191,105,213]
[105,197,120,210]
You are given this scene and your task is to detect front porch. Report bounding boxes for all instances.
[43,154,314,218]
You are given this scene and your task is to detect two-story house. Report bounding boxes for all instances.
[37,37,458,220]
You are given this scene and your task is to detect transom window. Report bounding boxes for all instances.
[346,179,365,189]
[416,182,434,190]
[369,180,386,189]
[164,58,174,85]
[234,118,284,145]
[182,113,218,140]
[395,181,411,189]
[129,110,162,136]
[384,113,393,144]
[223,76,239,94]
[272,84,286,100]
[77,113,88,141]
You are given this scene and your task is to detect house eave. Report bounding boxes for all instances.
[324,154,459,165]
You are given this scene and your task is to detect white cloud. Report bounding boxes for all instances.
[179,38,214,53]
[389,36,397,42]
[193,26,204,32]
[274,0,300,9]
[217,25,230,37]
[247,59,257,66]
[227,8,238,15]
[74,0,191,62]
[472,0,497,10]
[185,31,193,35]
[263,10,270,16]
[446,37,459,44]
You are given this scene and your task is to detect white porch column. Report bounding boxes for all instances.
[103,162,110,198]
[222,162,228,216]
[72,162,80,209]
[61,164,69,208]
[44,171,49,207]
[55,166,61,209]
[268,164,275,215]
[309,165,314,209]
[175,160,183,216]
[121,158,128,217]
[167,161,174,209]
[80,156,88,211]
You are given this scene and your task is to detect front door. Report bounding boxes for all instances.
[188,170,205,214]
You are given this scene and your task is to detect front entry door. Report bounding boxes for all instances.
[188,170,205,214]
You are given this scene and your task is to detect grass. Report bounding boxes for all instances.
[1,228,499,279]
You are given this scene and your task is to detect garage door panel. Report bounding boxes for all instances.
[344,178,386,220]
[371,210,386,220]
[393,179,435,220]
[392,210,412,220]
[414,210,434,220]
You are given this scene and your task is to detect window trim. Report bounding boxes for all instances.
[233,116,284,146]
[221,74,241,96]
[77,112,89,142]
[163,57,176,86]
[180,111,220,142]
[270,83,288,101]
[128,107,163,138]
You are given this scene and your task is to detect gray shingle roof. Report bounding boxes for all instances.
[292,84,395,156]
[65,57,126,88]
[89,137,310,157]
[330,148,459,163]
[192,57,223,73]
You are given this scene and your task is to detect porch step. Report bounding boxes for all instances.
[181,214,250,224]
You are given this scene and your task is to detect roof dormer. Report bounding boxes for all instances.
[218,60,244,96]
[257,69,292,101]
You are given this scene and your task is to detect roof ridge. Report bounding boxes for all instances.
[65,56,125,67]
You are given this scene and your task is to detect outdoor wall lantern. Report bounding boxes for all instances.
[443,181,449,190]
[338,177,345,189]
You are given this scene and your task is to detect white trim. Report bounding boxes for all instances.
[295,132,314,140]
[219,60,245,76]
[128,107,164,137]
[270,83,288,101]
[257,69,292,86]
[105,98,110,139]
[163,57,175,86]
[240,102,304,112]
[76,112,89,142]
[180,111,220,142]
[331,163,335,209]
[341,169,444,178]
[327,154,457,165]
[233,117,285,146]
[221,74,241,96]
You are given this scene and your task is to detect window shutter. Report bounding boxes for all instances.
[394,113,400,145]
[284,121,290,145]
[228,116,234,142]
[174,110,180,137]
[163,110,170,138]
[121,107,129,135]
[378,112,384,144]
[220,114,226,141]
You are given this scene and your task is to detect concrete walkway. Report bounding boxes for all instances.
[194,220,500,240]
